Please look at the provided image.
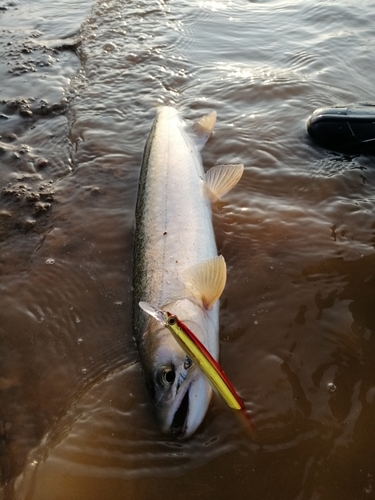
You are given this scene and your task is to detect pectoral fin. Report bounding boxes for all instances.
[183,255,227,310]
[193,111,217,150]
[204,163,244,202]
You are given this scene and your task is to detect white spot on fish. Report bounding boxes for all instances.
[103,42,116,52]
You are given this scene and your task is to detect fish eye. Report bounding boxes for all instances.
[168,316,176,326]
[160,367,175,386]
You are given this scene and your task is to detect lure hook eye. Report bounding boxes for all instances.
[184,356,193,370]
[167,315,177,326]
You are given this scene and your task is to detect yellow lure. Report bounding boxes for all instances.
[164,312,244,410]
[139,301,245,411]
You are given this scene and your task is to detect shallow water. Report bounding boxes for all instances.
[1,0,375,498]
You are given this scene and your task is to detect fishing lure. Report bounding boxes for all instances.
[139,301,246,411]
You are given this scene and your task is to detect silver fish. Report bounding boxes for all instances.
[133,106,243,437]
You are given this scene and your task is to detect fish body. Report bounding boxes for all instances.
[133,106,243,437]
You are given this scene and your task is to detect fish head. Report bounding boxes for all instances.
[142,299,217,438]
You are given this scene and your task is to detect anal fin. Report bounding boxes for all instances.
[183,255,227,310]
[193,111,217,149]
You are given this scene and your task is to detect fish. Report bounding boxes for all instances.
[133,106,244,438]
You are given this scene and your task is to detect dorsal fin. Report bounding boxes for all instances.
[193,111,217,150]
[183,256,227,310]
[204,163,244,202]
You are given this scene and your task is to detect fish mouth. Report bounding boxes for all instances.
[170,388,190,438]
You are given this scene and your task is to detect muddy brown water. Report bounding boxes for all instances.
[1,0,375,498]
